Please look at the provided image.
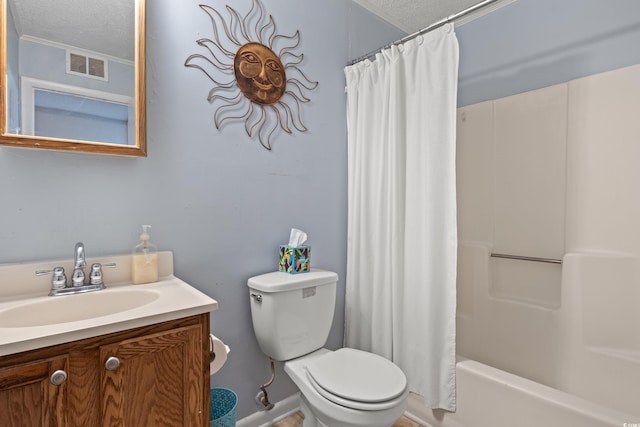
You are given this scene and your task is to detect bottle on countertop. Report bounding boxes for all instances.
[132,225,158,284]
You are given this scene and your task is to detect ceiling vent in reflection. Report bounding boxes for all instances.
[66,50,108,81]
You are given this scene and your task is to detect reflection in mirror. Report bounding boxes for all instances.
[0,0,146,156]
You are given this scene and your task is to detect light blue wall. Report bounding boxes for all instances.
[6,9,134,136]
[19,40,134,96]
[347,3,406,61]
[457,0,640,106]
[3,0,639,421]
[0,0,401,419]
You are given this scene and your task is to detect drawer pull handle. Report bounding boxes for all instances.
[105,356,121,371]
[50,370,68,386]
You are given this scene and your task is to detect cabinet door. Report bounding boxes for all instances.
[100,325,204,427]
[0,356,69,427]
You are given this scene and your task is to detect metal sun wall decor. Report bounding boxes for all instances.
[185,0,318,150]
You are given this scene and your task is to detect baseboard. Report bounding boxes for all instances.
[237,391,434,427]
[405,392,436,427]
[236,393,302,427]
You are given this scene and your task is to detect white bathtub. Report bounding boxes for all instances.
[422,70,640,426]
[406,243,640,427]
[406,358,637,427]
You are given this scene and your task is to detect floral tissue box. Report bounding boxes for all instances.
[279,245,310,274]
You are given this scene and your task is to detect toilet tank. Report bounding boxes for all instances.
[247,269,338,361]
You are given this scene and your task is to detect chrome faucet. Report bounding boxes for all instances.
[74,242,86,269]
[72,242,87,287]
[35,242,116,296]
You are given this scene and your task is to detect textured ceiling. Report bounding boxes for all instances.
[7,0,134,62]
[353,0,511,33]
[6,0,510,63]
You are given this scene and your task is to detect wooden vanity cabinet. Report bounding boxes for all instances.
[0,356,69,427]
[0,314,210,427]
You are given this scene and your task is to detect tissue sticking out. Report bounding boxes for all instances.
[279,228,310,274]
[289,228,307,247]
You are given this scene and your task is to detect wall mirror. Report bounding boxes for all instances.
[0,0,146,156]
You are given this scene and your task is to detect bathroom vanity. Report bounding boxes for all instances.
[0,252,218,427]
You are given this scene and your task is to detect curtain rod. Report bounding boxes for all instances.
[350,0,501,65]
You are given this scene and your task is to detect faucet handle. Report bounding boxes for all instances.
[89,262,116,287]
[36,267,67,290]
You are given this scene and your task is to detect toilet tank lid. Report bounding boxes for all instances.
[247,269,338,292]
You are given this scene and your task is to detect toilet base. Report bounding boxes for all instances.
[285,349,409,427]
[300,395,327,427]
[299,393,405,427]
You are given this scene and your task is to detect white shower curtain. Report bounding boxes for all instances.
[344,25,459,411]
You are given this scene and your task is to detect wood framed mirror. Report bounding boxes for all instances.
[0,0,146,156]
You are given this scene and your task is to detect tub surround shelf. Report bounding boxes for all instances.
[490,252,563,264]
[590,346,640,364]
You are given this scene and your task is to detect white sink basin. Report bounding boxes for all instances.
[0,289,160,328]
[0,251,218,357]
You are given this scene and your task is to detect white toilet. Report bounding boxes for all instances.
[247,269,409,427]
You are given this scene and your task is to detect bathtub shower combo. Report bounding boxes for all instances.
[408,65,640,426]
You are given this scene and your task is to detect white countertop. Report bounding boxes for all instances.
[0,251,218,356]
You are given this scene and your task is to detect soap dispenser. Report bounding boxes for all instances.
[132,225,158,284]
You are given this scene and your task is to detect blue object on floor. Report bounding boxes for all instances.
[210,388,237,427]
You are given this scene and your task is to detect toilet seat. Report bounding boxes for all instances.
[304,348,407,411]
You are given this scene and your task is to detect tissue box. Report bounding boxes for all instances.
[279,245,310,274]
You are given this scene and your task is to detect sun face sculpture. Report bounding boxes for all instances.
[185,0,318,150]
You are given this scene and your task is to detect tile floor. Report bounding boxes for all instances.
[271,411,421,427]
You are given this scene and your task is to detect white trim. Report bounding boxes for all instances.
[20,76,133,138]
[235,392,434,427]
[20,35,134,66]
[236,393,301,427]
[404,392,439,427]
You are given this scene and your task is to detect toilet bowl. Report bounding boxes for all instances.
[247,270,409,427]
[284,348,409,427]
